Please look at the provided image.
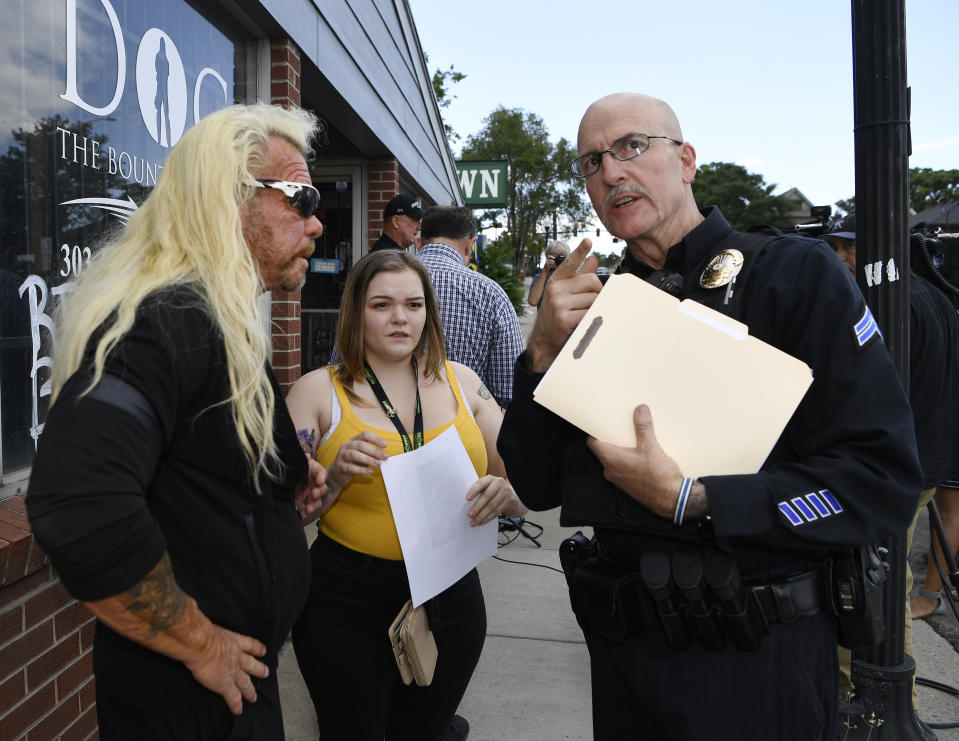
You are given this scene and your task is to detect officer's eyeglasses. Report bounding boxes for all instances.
[569,133,683,178]
[254,179,321,218]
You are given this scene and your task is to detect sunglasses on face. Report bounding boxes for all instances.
[254,178,321,218]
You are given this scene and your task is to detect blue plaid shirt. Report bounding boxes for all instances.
[418,242,523,406]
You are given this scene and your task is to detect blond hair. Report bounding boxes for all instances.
[52,103,319,489]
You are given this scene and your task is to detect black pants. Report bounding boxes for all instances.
[95,658,284,740]
[292,532,487,741]
[583,606,840,740]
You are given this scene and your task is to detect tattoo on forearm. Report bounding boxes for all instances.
[122,553,186,639]
[297,427,317,456]
[477,383,492,400]
[684,481,709,522]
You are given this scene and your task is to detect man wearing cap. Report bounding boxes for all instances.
[825,212,858,275]
[372,193,423,252]
[823,213,959,713]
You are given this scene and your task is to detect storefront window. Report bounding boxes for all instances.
[0,0,236,483]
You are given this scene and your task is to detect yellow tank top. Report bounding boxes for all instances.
[317,361,488,560]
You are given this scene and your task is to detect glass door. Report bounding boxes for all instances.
[301,164,363,371]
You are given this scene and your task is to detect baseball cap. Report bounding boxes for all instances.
[825,212,856,240]
[384,194,423,222]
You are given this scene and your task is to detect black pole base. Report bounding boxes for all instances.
[840,656,936,740]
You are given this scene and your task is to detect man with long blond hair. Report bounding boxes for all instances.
[26,103,328,739]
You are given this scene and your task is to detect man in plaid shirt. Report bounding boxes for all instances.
[418,206,523,406]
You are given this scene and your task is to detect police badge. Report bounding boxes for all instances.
[699,249,745,288]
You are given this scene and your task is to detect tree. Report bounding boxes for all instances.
[594,250,625,270]
[460,107,592,269]
[910,168,959,213]
[476,236,525,314]
[834,197,855,217]
[833,168,959,218]
[691,162,793,231]
[430,62,466,144]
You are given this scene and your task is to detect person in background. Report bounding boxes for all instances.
[822,214,959,714]
[498,92,921,740]
[911,483,959,618]
[527,239,570,307]
[418,205,523,406]
[287,250,526,741]
[26,103,328,739]
[372,193,423,252]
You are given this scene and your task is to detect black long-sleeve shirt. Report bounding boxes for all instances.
[27,288,310,712]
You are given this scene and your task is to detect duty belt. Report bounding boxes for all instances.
[747,569,824,625]
[560,536,828,652]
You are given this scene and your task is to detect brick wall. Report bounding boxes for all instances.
[0,495,97,741]
[368,161,400,250]
[269,38,304,392]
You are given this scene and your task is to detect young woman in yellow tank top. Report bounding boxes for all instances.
[285,250,526,741]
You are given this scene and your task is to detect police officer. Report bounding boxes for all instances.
[497,93,922,740]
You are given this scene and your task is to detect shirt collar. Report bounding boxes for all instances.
[419,241,466,266]
[377,233,404,250]
[619,206,732,277]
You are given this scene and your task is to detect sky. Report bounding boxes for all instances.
[407,0,958,256]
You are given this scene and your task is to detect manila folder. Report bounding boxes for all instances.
[532,273,812,478]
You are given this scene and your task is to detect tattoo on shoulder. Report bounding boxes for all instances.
[122,553,186,638]
[297,428,317,456]
[477,383,492,401]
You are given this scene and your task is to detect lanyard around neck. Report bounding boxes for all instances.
[363,357,424,452]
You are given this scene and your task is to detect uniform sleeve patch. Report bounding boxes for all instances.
[778,489,843,527]
[852,305,881,349]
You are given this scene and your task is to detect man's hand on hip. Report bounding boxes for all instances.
[182,623,269,715]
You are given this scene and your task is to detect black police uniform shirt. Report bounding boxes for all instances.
[498,206,922,577]
[371,232,407,252]
[27,287,311,713]
[908,272,959,487]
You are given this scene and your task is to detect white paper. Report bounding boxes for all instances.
[381,425,497,607]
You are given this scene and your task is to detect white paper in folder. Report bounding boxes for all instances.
[533,273,813,478]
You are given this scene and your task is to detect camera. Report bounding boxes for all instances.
[552,253,566,268]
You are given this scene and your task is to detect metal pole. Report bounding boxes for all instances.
[846,1,930,738]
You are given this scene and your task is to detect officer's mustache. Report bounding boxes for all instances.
[600,185,664,224]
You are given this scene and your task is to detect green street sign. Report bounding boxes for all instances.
[456,160,508,207]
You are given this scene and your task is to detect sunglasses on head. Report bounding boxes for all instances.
[254,178,321,218]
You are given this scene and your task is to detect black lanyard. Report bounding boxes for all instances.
[363,357,424,452]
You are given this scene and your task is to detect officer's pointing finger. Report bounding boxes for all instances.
[553,238,592,279]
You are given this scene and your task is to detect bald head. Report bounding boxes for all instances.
[575,92,702,264]
[577,93,683,151]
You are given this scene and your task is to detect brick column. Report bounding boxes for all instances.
[0,495,97,740]
[269,38,304,391]
[368,160,400,250]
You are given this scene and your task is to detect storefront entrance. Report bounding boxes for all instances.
[301,165,363,371]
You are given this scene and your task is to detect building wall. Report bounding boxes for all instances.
[0,495,97,741]
[367,160,401,250]
[269,38,306,391]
